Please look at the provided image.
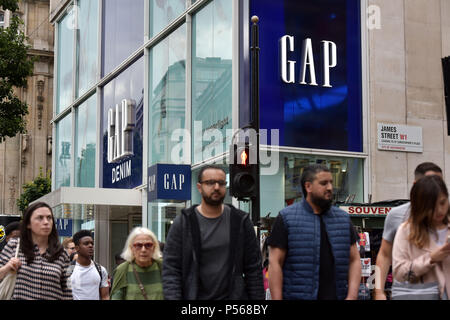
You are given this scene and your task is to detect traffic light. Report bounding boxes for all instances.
[229,142,258,199]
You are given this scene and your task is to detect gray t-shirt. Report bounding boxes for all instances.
[195,205,231,300]
[382,202,410,242]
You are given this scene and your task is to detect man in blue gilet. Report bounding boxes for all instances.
[268,164,361,300]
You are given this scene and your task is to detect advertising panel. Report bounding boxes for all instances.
[248,0,363,152]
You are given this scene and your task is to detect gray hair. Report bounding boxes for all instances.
[121,227,161,262]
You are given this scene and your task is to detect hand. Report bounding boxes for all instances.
[345,294,358,300]
[5,258,21,273]
[374,289,387,300]
[430,243,450,264]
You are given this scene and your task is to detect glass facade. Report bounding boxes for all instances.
[102,0,145,76]
[55,114,72,189]
[51,0,367,253]
[191,0,232,164]
[76,0,99,98]
[75,94,97,187]
[149,0,186,37]
[56,12,74,114]
[149,24,186,165]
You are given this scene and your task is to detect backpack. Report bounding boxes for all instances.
[68,260,105,289]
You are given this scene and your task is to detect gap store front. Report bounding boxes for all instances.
[44,0,368,272]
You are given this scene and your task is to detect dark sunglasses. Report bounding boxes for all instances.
[133,242,154,250]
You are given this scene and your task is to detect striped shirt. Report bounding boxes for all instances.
[111,262,163,300]
[0,238,72,300]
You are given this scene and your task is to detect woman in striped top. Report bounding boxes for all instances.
[110,227,163,300]
[0,202,72,300]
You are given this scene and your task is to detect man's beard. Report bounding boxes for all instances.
[310,193,333,213]
[202,191,225,206]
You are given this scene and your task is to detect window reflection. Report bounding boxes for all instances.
[102,0,145,76]
[57,13,74,113]
[75,94,97,187]
[192,0,232,164]
[77,0,99,97]
[149,0,186,38]
[56,115,72,189]
[149,24,186,165]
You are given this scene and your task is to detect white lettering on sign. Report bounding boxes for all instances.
[148,174,156,192]
[163,173,185,191]
[280,36,337,87]
[56,219,69,230]
[107,99,136,163]
[340,206,392,216]
[112,160,132,184]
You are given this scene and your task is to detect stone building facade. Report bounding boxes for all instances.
[0,0,53,215]
[368,0,450,200]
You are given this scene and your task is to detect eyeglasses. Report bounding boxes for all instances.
[133,242,154,250]
[199,180,227,187]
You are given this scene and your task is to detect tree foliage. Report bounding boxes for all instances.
[0,0,34,141]
[17,168,51,213]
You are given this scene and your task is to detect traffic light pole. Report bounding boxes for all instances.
[250,16,260,232]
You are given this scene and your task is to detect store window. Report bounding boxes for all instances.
[55,114,72,189]
[0,11,5,29]
[102,57,144,189]
[191,0,232,164]
[56,11,74,114]
[75,94,97,187]
[282,153,364,205]
[149,0,185,38]
[148,24,186,165]
[102,0,145,76]
[76,0,99,98]
[256,152,364,218]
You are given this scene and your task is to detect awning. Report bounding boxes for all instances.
[31,187,142,208]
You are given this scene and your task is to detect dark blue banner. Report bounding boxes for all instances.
[249,0,363,152]
[56,218,73,237]
[148,164,192,201]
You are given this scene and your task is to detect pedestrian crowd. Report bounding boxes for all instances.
[0,163,447,300]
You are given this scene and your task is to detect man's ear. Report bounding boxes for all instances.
[304,181,313,193]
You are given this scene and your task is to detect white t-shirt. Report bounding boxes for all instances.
[433,228,448,246]
[70,261,109,300]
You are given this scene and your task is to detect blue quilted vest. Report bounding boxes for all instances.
[280,200,351,300]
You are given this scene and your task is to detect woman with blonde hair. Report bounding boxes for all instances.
[392,175,450,300]
[110,227,163,300]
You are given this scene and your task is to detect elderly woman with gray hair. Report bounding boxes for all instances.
[110,227,163,300]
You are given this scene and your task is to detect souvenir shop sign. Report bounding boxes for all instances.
[339,206,392,216]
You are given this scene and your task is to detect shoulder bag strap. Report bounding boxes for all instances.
[131,262,148,300]
[93,262,103,285]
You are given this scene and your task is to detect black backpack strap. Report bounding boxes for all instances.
[93,261,103,288]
